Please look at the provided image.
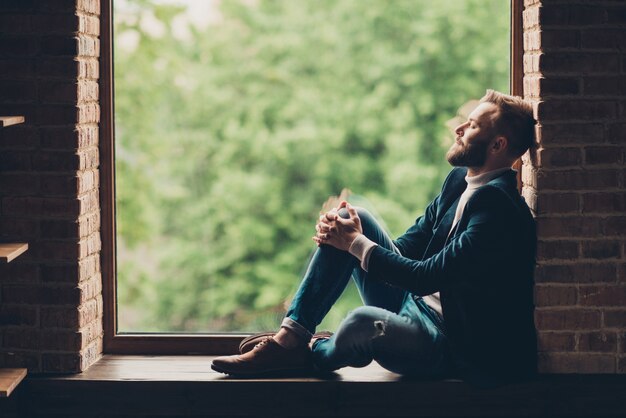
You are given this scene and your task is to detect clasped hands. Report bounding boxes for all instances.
[312,201,363,251]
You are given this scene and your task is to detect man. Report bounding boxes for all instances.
[212,90,538,386]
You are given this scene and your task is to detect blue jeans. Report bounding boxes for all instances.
[282,208,455,378]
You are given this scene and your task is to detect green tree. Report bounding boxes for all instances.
[114,0,510,332]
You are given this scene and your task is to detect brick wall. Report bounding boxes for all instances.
[0,0,102,373]
[522,0,626,373]
[0,0,624,375]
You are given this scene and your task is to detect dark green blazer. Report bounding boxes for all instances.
[368,167,537,386]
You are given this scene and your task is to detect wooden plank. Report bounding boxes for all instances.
[0,243,28,263]
[0,368,27,398]
[0,116,25,128]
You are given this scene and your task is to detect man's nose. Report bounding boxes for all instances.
[455,125,464,137]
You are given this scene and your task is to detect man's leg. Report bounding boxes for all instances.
[211,207,408,375]
[312,298,454,378]
[283,207,407,341]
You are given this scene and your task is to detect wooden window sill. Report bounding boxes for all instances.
[17,355,626,417]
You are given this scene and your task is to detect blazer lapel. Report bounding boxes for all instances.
[422,195,461,259]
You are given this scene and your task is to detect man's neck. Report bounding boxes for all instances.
[466,164,512,177]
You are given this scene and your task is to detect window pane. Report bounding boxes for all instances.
[114,0,510,333]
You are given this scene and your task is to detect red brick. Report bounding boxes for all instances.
[0,151,32,170]
[578,331,618,353]
[0,58,34,79]
[584,76,626,97]
[537,239,579,260]
[537,169,619,190]
[581,29,626,51]
[538,353,616,373]
[41,352,80,373]
[0,126,39,150]
[602,216,626,237]
[540,53,620,75]
[0,36,39,57]
[606,6,626,23]
[78,103,99,123]
[40,174,79,196]
[78,189,99,215]
[40,36,78,56]
[40,126,79,149]
[78,14,100,36]
[535,262,617,284]
[542,77,580,96]
[40,263,79,283]
[31,151,80,170]
[536,216,603,238]
[0,263,39,283]
[607,123,626,144]
[0,14,32,32]
[535,308,601,330]
[537,147,581,167]
[539,4,607,27]
[605,310,626,328]
[78,212,100,238]
[0,80,37,103]
[35,105,77,125]
[0,351,40,371]
[77,35,99,57]
[0,305,38,326]
[537,123,605,144]
[35,57,79,79]
[536,193,580,214]
[580,285,626,306]
[2,196,81,218]
[523,6,540,29]
[0,173,40,195]
[537,100,617,121]
[41,219,79,239]
[581,240,621,259]
[584,146,623,166]
[31,14,78,34]
[77,80,98,102]
[37,0,76,12]
[537,331,576,352]
[78,58,99,79]
[77,0,100,15]
[1,284,80,305]
[527,29,580,50]
[38,80,78,104]
[0,217,39,239]
[534,285,578,306]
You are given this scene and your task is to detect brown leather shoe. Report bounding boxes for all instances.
[239,331,334,354]
[212,336,313,376]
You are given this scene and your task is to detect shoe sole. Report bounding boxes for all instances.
[239,331,333,354]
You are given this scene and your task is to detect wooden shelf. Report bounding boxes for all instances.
[0,243,29,263]
[0,368,27,398]
[0,116,25,128]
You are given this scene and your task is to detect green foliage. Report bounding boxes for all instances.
[114,0,509,332]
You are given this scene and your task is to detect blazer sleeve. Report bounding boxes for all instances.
[368,186,508,296]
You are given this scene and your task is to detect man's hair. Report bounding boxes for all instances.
[479,90,537,159]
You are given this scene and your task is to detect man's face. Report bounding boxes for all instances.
[446,102,499,168]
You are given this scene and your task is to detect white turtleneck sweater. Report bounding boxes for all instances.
[348,167,511,316]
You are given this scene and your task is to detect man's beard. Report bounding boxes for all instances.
[446,137,492,167]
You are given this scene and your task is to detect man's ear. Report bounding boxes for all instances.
[491,136,508,154]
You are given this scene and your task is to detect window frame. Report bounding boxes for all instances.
[100,0,525,354]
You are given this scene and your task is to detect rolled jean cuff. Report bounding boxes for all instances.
[281,317,313,341]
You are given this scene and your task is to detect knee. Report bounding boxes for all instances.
[338,206,375,224]
[336,307,386,343]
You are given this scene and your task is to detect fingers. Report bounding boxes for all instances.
[336,203,358,225]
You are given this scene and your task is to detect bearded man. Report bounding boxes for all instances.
[212,90,538,387]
